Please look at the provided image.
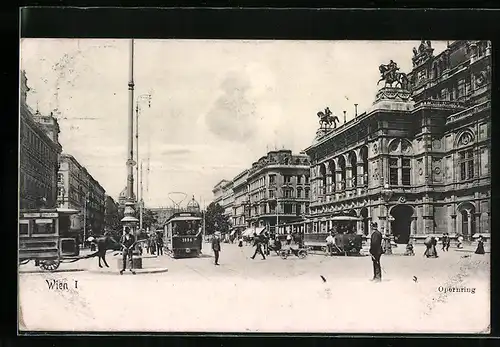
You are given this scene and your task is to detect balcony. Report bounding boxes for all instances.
[446,100,490,125]
[414,99,467,111]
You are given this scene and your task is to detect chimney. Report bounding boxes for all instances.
[343,111,347,124]
[354,104,358,117]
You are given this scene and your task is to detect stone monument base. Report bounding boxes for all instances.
[116,257,143,269]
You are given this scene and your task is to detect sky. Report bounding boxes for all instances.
[20,39,447,208]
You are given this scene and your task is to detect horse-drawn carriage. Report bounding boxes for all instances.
[303,216,364,256]
[19,208,84,271]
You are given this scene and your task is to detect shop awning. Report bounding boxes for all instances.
[242,227,265,237]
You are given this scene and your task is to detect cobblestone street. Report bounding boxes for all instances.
[19,242,490,333]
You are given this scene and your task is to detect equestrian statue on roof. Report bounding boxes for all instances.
[317,107,340,129]
[377,60,410,90]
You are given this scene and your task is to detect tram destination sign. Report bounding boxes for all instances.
[22,212,58,218]
[41,213,58,218]
[22,213,40,218]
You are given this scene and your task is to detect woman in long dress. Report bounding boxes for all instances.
[475,236,485,254]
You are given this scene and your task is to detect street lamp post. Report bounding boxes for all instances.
[381,182,394,255]
[121,38,141,267]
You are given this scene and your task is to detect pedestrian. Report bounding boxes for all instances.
[457,234,464,249]
[251,232,266,260]
[441,233,448,252]
[404,240,415,256]
[238,235,243,248]
[369,222,383,282]
[120,227,136,275]
[286,233,292,246]
[424,236,438,258]
[263,231,270,256]
[156,232,164,256]
[475,236,485,254]
[326,232,335,256]
[212,232,221,265]
[150,235,157,255]
[445,233,451,251]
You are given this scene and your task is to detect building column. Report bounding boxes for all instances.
[335,169,343,191]
[326,173,333,194]
[451,214,457,235]
[357,161,364,186]
[387,215,393,236]
[474,212,481,235]
[411,216,417,235]
[345,162,353,189]
[466,211,472,240]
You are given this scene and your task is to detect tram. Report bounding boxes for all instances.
[303,215,364,255]
[164,211,203,258]
[19,208,81,271]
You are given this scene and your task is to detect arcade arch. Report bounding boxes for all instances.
[457,202,476,238]
[390,204,415,244]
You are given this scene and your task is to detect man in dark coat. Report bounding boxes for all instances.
[251,232,266,260]
[441,233,450,252]
[120,227,136,275]
[212,232,221,265]
[369,222,383,282]
[156,231,164,256]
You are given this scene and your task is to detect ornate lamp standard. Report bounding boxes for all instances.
[381,182,394,255]
[121,39,140,266]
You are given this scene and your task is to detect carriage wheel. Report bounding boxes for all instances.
[298,251,307,259]
[279,251,288,260]
[40,259,61,272]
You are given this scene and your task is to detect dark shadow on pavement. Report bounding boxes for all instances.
[19,268,86,274]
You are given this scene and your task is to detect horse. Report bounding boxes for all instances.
[88,232,122,268]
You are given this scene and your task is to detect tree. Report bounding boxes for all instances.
[141,208,158,231]
[204,202,230,235]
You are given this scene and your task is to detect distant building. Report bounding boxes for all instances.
[19,70,62,209]
[221,181,234,222]
[305,40,491,242]
[212,179,230,206]
[246,150,311,233]
[104,195,121,231]
[118,186,136,207]
[231,169,249,229]
[186,196,201,214]
[57,153,106,235]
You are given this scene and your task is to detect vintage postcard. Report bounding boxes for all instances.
[18,39,491,333]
